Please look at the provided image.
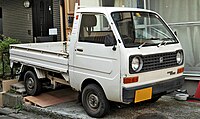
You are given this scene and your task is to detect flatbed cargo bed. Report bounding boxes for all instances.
[10,42,69,73]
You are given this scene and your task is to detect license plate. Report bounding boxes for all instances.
[134,87,152,103]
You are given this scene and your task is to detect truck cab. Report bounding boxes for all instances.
[69,7,184,116]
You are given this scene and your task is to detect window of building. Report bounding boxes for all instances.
[102,0,114,6]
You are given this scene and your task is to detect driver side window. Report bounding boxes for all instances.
[79,13,116,44]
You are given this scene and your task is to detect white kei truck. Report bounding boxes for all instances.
[10,7,184,117]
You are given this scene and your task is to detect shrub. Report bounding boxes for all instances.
[0,35,20,52]
[0,35,20,77]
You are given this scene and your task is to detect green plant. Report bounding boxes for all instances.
[15,103,24,112]
[0,35,20,52]
[0,35,20,77]
[8,88,17,94]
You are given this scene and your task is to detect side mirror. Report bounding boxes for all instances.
[104,35,116,46]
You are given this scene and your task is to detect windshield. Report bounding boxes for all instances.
[111,12,178,48]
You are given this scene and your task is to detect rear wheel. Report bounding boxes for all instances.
[82,84,110,118]
[24,71,42,96]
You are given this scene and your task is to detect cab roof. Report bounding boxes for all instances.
[76,7,156,14]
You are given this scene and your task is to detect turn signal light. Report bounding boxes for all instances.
[177,67,184,74]
[123,76,139,84]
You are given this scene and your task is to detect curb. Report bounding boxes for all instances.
[22,103,85,119]
[0,107,23,119]
[0,108,13,115]
[23,104,69,119]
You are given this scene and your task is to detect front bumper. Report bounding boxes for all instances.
[122,76,184,103]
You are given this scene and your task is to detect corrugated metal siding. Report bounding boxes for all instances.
[2,0,33,43]
[53,0,61,41]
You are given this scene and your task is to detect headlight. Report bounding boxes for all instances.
[131,56,143,72]
[176,51,183,65]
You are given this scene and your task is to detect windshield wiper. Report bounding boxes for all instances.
[149,37,160,40]
[138,37,159,49]
[138,42,147,49]
[138,37,173,48]
[158,38,174,47]
[157,38,173,47]
[157,40,167,47]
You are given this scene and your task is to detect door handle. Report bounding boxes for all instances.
[76,48,83,52]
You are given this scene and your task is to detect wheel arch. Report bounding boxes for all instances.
[81,78,102,90]
[19,65,35,81]
[19,65,47,81]
[81,78,108,99]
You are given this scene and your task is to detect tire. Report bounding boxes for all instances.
[24,71,42,96]
[82,84,110,118]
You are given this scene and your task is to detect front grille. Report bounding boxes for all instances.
[142,52,177,72]
[129,51,181,74]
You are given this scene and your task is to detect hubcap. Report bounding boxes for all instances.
[27,77,34,90]
[88,94,99,109]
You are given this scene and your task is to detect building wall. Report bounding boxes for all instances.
[2,0,33,42]
[182,80,199,96]
[80,0,99,7]
[53,0,61,41]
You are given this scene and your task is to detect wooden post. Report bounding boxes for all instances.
[60,3,64,41]
[65,0,70,40]
[62,0,79,40]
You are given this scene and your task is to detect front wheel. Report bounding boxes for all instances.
[82,84,110,118]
